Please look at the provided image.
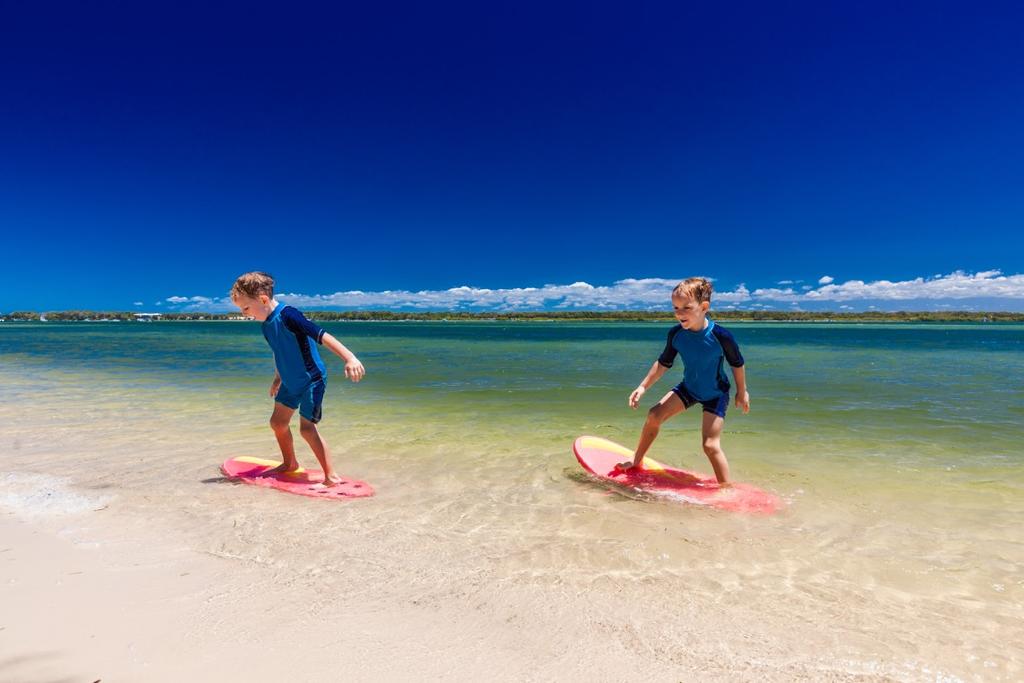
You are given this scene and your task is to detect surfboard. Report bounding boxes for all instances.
[221,456,374,500]
[572,436,780,514]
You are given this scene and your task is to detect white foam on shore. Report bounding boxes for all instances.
[0,472,111,517]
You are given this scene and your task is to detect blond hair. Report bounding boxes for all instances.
[231,271,275,300]
[672,277,713,304]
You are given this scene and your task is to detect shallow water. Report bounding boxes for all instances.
[1,321,1022,680]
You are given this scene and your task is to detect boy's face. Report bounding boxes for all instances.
[232,293,274,321]
[672,294,709,330]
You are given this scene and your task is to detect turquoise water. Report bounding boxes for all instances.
[3,320,1021,470]
[2,321,1023,679]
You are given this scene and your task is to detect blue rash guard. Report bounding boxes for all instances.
[262,305,328,421]
[657,320,744,416]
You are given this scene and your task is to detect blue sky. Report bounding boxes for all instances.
[2,1,1023,312]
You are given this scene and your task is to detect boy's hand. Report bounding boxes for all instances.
[628,386,646,409]
[345,357,366,383]
[735,390,750,414]
[269,377,281,397]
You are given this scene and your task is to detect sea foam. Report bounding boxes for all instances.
[0,472,111,517]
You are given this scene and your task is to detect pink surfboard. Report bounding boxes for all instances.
[573,436,780,514]
[221,456,374,500]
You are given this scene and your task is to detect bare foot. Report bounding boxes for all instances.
[713,482,737,497]
[259,462,300,477]
[322,473,344,487]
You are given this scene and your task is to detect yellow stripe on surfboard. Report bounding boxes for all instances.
[579,436,694,480]
[233,456,307,475]
[578,435,633,458]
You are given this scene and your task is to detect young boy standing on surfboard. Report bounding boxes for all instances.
[230,272,365,487]
[619,277,748,485]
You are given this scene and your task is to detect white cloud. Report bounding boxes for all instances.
[802,270,1024,301]
[278,278,722,311]
[818,275,835,285]
[750,287,797,299]
[164,278,750,312]
[166,295,214,305]
[714,284,750,303]
[162,270,1024,312]
[133,301,143,306]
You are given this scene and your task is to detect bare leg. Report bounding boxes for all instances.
[265,402,299,475]
[627,391,685,467]
[299,417,340,485]
[701,411,731,485]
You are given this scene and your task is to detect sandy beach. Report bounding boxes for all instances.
[2,321,1022,682]
[1,502,942,683]
[6,511,670,683]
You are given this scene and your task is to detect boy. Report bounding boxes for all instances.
[619,277,748,485]
[230,272,365,486]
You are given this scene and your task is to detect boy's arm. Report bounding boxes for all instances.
[321,333,366,382]
[630,326,680,408]
[712,325,748,414]
[281,308,365,383]
[629,361,669,408]
[732,365,749,413]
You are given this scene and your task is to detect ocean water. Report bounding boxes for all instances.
[1,320,1022,679]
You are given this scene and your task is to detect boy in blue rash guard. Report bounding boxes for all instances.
[619,277,749,485]
[230,272,365,487]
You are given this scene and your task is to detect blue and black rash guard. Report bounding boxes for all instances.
[657,320,744,401]
[261,305,327,390]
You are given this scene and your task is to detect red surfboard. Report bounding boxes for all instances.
[573,436,780,514]
[221,456,374,500]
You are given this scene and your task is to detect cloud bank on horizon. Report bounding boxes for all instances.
[164,270,1024,313]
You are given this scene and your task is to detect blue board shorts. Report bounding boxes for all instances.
[275,379,326,423]
[672,382,729,418]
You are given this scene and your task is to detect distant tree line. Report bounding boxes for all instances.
[3,310,1024,323]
